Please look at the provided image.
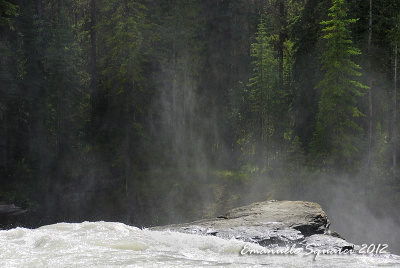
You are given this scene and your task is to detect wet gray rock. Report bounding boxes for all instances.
[0,204,27,216]
[151,200,353,250]
[0,204,27,229]
[302,234,353,252]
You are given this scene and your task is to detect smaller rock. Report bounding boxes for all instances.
[0,204,27,216]
[301,234,354,252]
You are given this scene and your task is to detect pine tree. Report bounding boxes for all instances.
[310,0,368,168]
[245,18,279,166]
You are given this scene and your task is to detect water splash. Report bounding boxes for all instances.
[1,222,399,267]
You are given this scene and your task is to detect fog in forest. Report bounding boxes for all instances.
[1,0,399,255]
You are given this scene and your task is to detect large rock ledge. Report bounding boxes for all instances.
[151,200,353,251]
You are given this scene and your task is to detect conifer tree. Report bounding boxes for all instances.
[245,18,279,166]
[310,0,368,168]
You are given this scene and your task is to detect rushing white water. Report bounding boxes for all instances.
[0,222,399,268]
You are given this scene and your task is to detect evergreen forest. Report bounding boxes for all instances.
[1,0,400,252]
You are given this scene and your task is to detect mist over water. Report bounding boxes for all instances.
[146,46,400,254]
[307,176,400,255]
[150,57,400,253]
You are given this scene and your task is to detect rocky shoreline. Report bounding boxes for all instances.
[151,200,354,251]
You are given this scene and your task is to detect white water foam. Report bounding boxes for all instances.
[0,221,399,267]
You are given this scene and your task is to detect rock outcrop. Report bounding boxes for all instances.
[151,200,353,251]
[0,204,27,216]
[0,204,27,229]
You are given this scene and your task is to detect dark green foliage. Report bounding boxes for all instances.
[310,0,369,168]
[0,0,18,29]
[292,0,330,149]
[0,0,399,234]
[245,19,279,164]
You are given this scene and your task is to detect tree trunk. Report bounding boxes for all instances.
[89,0,97,137]
[0,112,7,175]
[124,128,130,199]
[90,0,97,90]
[55,0,64,160]
[37,0,42,19]
[278,1,285,90]
[0,30,9,175]
[394,44,398,181]
[367,0,373,166]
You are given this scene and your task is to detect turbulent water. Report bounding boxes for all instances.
[1,222,399,267]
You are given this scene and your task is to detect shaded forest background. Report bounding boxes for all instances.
[1,0,400,253]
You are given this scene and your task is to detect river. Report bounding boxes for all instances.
[1,221,399,267]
